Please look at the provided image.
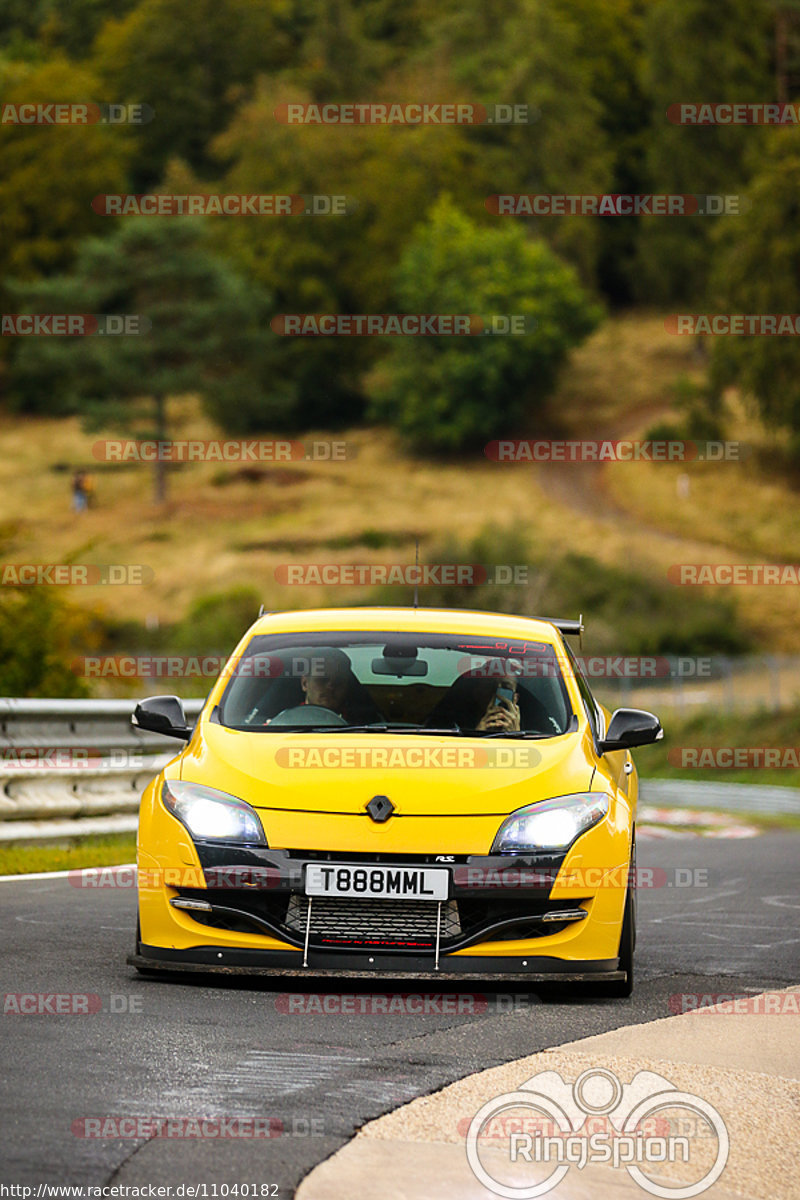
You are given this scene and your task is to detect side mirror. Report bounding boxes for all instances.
[132,695,192,740]
[598,707,662,754]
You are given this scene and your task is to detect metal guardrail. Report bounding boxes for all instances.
[1,697,797,844]
[0,698,204,839]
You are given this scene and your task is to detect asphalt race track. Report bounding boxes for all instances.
[1,833,798,1197]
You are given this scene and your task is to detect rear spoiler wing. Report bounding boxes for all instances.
[540,615,584,638]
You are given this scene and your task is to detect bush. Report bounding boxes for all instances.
[369,196,602,452]
[0,589,92,697]
[369,526,751,658]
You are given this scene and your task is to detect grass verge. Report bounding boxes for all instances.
[0,832,135,876]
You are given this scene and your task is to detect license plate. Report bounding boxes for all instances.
[304,864,449,901]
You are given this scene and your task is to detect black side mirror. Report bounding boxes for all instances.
[132,695,192,740]
[598,707,662,754]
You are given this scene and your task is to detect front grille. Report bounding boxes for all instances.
[285,895,462,948]
[175,886,588,952]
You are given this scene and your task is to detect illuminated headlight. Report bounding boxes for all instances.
[491,793,609,854]
[161,780,266,844]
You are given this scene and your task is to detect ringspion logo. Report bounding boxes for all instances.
[466,1067,729,1197]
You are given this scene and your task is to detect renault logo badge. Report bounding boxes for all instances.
[366,794,394,823]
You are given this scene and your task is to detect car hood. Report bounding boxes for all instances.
[179,722,596,816]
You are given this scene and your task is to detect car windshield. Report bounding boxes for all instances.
[217,631,573,736]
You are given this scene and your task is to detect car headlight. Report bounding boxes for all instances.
[161,780,266,844]
[491,793,609,854]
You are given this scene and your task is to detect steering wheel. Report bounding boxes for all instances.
[267,704,347,727]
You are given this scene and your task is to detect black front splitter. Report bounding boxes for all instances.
[129,944,622,982]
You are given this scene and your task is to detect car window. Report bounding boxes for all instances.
[217,631,574,735]
[562,640,605,741]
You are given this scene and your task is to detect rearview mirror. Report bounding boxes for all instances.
[598,707,662,753]
[132,695,192,740]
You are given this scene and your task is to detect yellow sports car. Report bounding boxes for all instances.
[129,607,662,995]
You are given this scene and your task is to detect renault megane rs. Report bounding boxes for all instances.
[128,607,662,996]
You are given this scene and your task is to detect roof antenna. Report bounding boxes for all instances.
[413,536,419,609]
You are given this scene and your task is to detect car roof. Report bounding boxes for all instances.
[247,607,564,644]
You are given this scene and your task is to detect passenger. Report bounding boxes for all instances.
[475,673,521,732]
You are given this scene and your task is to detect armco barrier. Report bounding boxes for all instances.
[0,698,204,841]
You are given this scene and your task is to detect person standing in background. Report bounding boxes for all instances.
[72,470,88,513]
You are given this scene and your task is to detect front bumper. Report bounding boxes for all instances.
[129,943,623,980]
[136,841,629,974]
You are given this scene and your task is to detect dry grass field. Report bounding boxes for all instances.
[2,311,799,648]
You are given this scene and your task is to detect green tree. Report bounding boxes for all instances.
[637,0,773,303]
[92,0,295,186]
[417,0,615,286]
[369,196,602,452]
[709,129,800,452]
[0,57,131,287]
[7,219,282,503]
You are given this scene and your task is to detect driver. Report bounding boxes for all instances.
[300,646,352,714]
[265,646,355,723]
